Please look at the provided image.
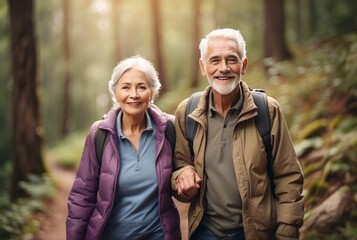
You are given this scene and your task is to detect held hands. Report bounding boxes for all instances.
[175,167,202,200]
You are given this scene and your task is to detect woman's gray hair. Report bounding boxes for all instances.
[108,55,161,106]
[199,28,247,61]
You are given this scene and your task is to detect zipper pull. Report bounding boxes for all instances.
[135,156,140,171]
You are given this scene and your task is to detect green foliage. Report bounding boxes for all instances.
[0,0,11,167]
[267,33,357,128]
[325,131,357,179]
[294,137,324,158]
[0,161,11,207]
[47,131,86,169]
[19,174,55,200]
[334,116,357,134]
[298,119,328,140]
[324,161,350,182]
[302,127,357,236]
[302,126,356,204]
[265,33,357,238]
[0,174,55,240]
[341,221,357,240]
[305,179,329,206]
[301,157,325,178]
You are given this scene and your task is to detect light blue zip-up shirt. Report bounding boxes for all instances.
[102,111,164,239]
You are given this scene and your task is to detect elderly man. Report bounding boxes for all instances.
[172,28,304,240]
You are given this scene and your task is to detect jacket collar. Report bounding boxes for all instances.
[191,80,258,122]
[239,80,259,121]
[98,105,169,134]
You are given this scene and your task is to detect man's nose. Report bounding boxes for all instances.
[219,61,230,72]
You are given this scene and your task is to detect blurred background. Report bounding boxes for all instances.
[0,0,356,239]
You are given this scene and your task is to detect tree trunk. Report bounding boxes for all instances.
[213,0,220,27]
[150,0,167,93]
[294,0,302,42]
[8,0,46,199]
[263,0,292,61]
[308,0,317,37]
[111,0,121,61]
[61,0,71,137]
[190,0,201,88]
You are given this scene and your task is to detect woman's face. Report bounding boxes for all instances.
[115,68,153,117]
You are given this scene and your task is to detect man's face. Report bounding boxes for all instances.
[199,38,248,95]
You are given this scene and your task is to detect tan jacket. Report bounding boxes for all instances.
[173,81,304,240]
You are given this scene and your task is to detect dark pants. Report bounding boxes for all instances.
[191,224,245,240]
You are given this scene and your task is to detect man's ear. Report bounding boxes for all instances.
[199,59,206,76]
[242,58,248,75]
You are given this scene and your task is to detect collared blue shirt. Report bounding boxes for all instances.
[102,111,164,239]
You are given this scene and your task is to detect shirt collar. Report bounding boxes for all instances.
[116,111,153,139]
[208,88,243,118]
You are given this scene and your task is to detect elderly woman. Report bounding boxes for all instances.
[66,55,181,240]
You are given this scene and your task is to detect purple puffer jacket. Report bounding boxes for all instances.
[66,106,181,240]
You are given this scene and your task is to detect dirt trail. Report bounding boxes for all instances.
[36,156,76,240]
[36,157,189,240]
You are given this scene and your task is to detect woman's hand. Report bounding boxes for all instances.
[176,167,202,200]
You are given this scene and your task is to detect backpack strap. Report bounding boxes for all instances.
[251,90,274,190]
[185,91,203,158]
[94,127,108,167]
[165,120,176,156]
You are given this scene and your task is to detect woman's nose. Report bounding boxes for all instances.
[130,89,139,98]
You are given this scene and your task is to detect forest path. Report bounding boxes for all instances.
[36,155,76,240]
[36,155,189,240]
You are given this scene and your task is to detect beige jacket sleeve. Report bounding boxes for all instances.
[268,96,304,239]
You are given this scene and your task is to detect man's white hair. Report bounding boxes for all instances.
[199,28,247,61]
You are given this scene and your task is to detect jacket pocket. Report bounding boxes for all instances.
[248,199,276,236]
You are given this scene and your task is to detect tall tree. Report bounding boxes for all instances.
[308,0,317,38]
[213,0,220,27]
[190,0,201,88]
[150,0,167,93]
[8,0,46,199]
[61,0,71,137]
[294,0,302,42]
[111,0,121,61]
[263,0,292,61]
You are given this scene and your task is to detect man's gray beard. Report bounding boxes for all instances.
[210,78,240,95]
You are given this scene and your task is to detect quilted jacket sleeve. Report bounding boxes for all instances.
[66,123,100,240]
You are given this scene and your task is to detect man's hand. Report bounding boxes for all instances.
[175,167,202,200]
